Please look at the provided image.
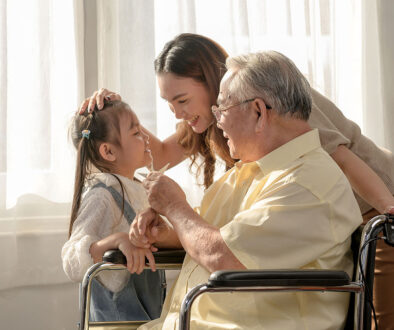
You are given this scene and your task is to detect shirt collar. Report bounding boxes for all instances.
[256,129,321,175]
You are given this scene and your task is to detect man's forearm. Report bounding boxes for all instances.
[165,202,245,272]
[153,223,183,249]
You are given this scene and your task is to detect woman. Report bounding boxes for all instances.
[80,33,394,328]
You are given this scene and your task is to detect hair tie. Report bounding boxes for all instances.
[81,129,91,139]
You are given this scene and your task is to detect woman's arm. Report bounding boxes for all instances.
[141,126,187,170]
[331,145,394,214]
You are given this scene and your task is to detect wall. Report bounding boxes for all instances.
[0,282,79,330]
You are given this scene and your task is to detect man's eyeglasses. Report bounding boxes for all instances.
[211,98,271,121]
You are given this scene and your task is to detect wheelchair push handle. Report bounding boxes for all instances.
[103,248,186,265]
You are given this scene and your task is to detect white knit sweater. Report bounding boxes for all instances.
[61,173,149,292]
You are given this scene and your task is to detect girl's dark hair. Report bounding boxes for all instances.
[154,33,235,189]
[68,101,132,237]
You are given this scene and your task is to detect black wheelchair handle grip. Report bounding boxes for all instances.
[103,249,186,265]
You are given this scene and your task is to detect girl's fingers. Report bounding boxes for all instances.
[145,250,156,272]
[137,252,145,274]
[130,251,139,274]
[126,253,134,273]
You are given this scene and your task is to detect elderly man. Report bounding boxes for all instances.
[131,51,362,329]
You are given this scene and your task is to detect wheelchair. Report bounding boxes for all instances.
[79,214,394,330]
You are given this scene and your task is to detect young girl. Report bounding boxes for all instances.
[61,100,165,322]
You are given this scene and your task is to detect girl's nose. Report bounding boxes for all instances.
[141,130,149,142]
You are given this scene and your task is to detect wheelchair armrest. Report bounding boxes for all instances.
[103,249,186,265]
[208,269,351,287]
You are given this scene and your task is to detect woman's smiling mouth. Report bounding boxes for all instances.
[187,115,199,126]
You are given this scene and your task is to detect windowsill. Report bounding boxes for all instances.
[0,195,72,290]
[0,215,69,233]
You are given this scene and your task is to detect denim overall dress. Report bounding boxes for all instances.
[89,182,166,322]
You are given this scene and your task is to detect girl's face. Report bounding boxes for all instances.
[157,73,214,134]
[113,111,152,178]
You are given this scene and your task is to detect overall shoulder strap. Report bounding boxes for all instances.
[92,182,136,225]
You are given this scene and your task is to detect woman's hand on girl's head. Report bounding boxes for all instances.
[78,88,121,114]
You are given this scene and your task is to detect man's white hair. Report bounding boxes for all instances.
[225,51,312,120]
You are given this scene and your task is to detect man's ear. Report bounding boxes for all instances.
[254,98,269,132]
[99,143,117,162]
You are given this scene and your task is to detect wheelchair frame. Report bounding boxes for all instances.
[79,251,185,330]
[79,214,392,330]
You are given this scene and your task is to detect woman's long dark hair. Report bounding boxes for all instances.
[68,101,132,237]
[154,33,235,189]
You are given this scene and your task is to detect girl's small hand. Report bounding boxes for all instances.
[78,88,121,114]
[118,236,156,274]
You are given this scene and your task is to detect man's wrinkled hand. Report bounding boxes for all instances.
[129,208,159,249]
[143,173,187,216]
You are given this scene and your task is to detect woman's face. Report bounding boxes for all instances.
[157,73,214,134]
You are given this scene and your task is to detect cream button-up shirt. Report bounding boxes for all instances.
[141,129,362,330]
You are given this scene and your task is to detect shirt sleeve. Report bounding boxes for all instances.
[309,88,352,154]
[61,189,130,291]
[220,182,340,270]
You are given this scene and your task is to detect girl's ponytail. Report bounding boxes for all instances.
[69,136,90,237]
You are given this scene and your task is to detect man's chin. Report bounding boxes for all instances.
[228,143,239,159]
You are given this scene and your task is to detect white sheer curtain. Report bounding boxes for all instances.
[0,0,82,290]
[0,0,80,216]
[0,0,393,298]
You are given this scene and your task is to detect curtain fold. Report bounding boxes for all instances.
[376,0,394,152]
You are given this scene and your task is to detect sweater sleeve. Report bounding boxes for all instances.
[61,189,130,292]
